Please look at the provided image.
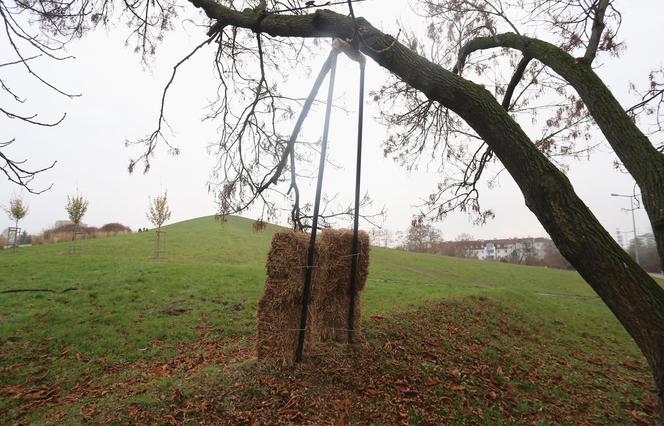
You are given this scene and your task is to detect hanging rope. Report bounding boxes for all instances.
[287,50,338,230]
[347,54,366,344]
[330,37,368,345]
[295,50,339,363]
[293,39,367,362]
[258,49,337,190]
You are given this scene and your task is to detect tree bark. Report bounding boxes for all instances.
[187,3,664,416]
[583,0,610,63]
[456,32,664,270]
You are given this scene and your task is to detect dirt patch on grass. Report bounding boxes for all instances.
[159,307,189,316]
[1,297,659,424]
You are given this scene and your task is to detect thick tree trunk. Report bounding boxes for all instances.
[457,33,664,270]
[449,64,664,422]
[658,369,664,425]
[187,3,664,417]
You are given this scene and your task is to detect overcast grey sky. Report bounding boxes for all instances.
[1,1,661,243]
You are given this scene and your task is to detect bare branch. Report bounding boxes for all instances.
[0,138,55,193]
[128,33,217,174]
[257,49,336,193]
[0,107,66,127]
[502,54,531,110]
[583,0,610,63]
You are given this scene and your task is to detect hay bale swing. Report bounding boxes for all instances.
[256,40,371,365]
[256,230,370,364]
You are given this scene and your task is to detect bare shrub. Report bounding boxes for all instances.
[253,219,267,233]
[100,223,132,234]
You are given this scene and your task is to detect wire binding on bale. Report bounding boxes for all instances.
[256,232,321,365]
[256,229,370,364]
[315,229,370,343]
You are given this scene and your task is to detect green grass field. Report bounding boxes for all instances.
[0,216,660,424]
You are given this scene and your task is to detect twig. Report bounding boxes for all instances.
[1,287,78,294]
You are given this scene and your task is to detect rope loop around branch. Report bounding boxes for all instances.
[332,38,366,66]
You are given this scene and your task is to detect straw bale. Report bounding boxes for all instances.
[256,231,320,365]
[262,232,312,303]
[314,229,370,343]
[317,229,370,293]
[257,229,371,364]
[256,300,317,365]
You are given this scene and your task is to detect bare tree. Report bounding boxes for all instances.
[542,242,572,270]
[452,233,476,258]
[147,191,171,258]
[252,218,267,232]
[455,233,474,242]
[3,196,28,248]
[369,228,393,248]
[411,0,664,268]
[405,217,442,253]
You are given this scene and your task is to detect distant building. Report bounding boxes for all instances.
[54,220,72,228]
[437,237,554,261]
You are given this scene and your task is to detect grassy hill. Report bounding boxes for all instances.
[0,216,659,424]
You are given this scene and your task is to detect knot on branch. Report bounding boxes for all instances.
[312,9,354,39]
[246,0,268,33]
[207,22,223,37]
[332,38,366,65]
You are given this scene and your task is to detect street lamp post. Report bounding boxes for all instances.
[611,189,641,266]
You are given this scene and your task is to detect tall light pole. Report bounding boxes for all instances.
[611,188,641,265]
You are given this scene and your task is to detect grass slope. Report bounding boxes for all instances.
[0,216,659,424]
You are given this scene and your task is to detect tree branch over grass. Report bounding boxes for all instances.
[1,287,77,294]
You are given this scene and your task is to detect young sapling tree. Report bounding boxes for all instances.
[65,194,89,247]
[147,191,171,258]
[4,196,28,249]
